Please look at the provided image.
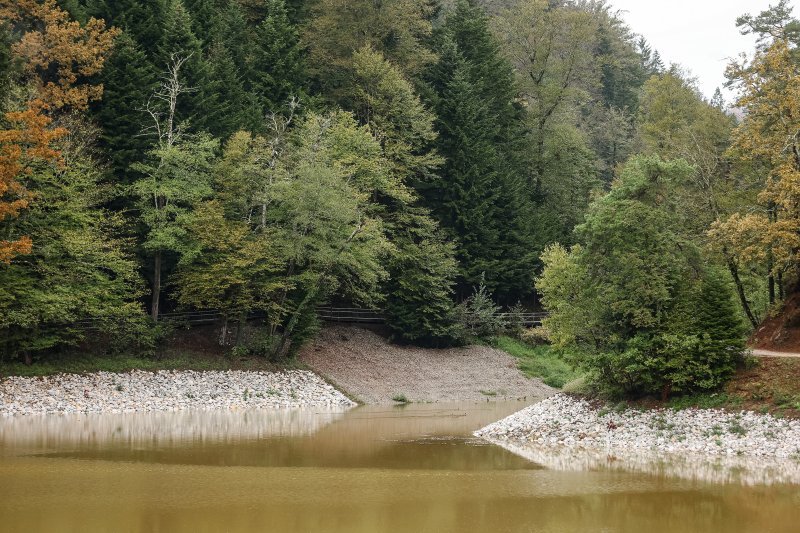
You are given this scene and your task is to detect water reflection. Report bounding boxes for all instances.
[0,406,350,453]
[0,402,798,533]
[486,437,800,486]
[0,401,536,471]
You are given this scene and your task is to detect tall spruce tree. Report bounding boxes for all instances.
[86,0,167,57]
[183,0,219,50]
[249,0,306,114]
[156,0,213,132]
[219,0,253,77]
[204,40,251,138]
[93,32,158,183]
[424,1,534,301]
[0,24,12,110]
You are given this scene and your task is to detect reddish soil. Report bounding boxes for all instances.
[749,292,800,352]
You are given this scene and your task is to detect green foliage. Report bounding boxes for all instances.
[457,277,506,338]
[304,0,435,101]
[86,0,167,57]
[249,0,306,115]
[92,32,158,182]
[537,156,746,398]
[0,122,145,361]
[424,2,534,300]
[156,0,212,130]
[204,40,251,139]
[350,46,441,185]
[384,211,463,346]
[0,24,13,108]
[493,337,581,389]
[132,133,218,257]
[175,112,391,357]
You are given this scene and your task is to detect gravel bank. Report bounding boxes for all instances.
[299,326,555,404]
[476,394,800,484]
[0,370,355,416]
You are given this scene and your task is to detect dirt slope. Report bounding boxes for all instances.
[750,292,800,352]
[299,326,555,404]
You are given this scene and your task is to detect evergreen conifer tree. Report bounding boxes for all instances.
[249,0,306,114]
[204,40,251,139]
[86,0,167,57]
[183,0,220,50]
[424,2,534,301]
[93,32,158,183]
[385,211,463,346]
[219,0,253,78]
[0,24,12,109]
[156,0,213,131]
[690,270,747,386]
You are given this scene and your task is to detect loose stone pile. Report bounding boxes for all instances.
[475,394,800,485]
[476,394,800,459]
[0,370,355,416]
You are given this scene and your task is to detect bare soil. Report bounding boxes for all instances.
[298,326,555,404]
[749,292,800,352]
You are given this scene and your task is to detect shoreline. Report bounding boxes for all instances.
[476,394,800,484]
[0,369,355,417]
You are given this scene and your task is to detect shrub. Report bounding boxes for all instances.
[458,278,506,338]
[537,157,747,398]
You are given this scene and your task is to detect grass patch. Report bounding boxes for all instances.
[479,389,498,397]
[493,336,581,389]
[391,393,410,404]
[667,392,739,411]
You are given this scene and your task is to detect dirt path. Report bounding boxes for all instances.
[751,349,800,358]
[299,326,555,404]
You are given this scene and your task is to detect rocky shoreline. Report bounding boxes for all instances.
[476,394,800,485]
[0,370,355,416]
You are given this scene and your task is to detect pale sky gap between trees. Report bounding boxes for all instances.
[611,0,796,101]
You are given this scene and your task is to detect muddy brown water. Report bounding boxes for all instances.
[0,401,798,533]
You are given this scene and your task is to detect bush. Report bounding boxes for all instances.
[458,278,506,338]
[537,157,747,399]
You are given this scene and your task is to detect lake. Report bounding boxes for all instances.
[0,401,798,532]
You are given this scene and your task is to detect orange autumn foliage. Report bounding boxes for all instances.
[0,0,116,263]
[0,100,66,263]
[0,0,119,111]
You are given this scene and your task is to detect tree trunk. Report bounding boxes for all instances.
[778,271,785,300]
[660,382,672,402]
[151,251,162,321]
[23,351,31,366]
[725,253,758,328]
[768,274,776,306]
[236,311,247,346]
[220,315,228,346]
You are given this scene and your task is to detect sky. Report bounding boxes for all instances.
[609,0,798,102]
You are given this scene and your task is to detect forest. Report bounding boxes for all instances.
[1,0,798,397]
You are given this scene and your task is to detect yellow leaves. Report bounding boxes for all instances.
[0,0,116,263]
[0,101,66,263]
[1,0,119,111]
[716,39,800,276]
